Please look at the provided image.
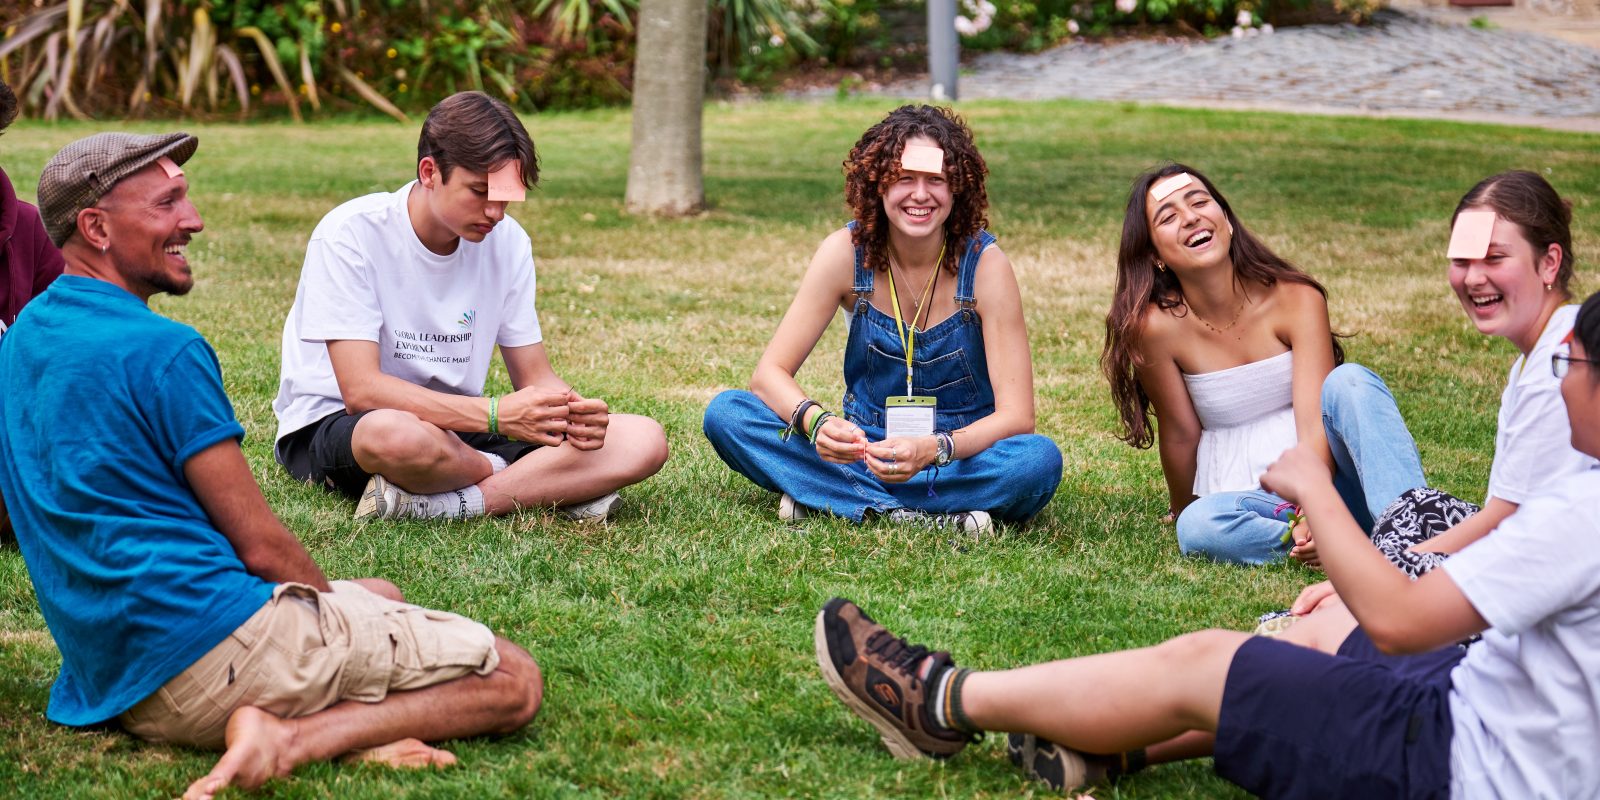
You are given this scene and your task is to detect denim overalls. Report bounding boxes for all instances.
[703,228,1062,522]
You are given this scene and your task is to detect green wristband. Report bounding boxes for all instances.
[489,395,500,435]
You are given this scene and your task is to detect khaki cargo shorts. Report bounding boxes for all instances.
[119,581,500,749]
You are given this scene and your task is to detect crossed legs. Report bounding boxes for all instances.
[352,409,668,514]
[185,635,541,799]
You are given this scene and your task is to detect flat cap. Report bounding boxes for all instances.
[38,132,198,247]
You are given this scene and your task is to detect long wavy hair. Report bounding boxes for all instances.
[1101,164,1343,449]
[843,104,989,275]
[1453,170,1576,299]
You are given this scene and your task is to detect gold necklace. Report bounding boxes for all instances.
[1191,297,1245,334]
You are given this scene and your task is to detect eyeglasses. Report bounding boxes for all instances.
[1552,352,1600,378]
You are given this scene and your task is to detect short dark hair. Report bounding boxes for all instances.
[417,91,538,189]
[1453,170,1576,298]
[0,78,17,136]
[1576,290,1600,374]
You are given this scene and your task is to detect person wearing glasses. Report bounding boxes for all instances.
[1287,170,1596,617]
[813,288,1600,798]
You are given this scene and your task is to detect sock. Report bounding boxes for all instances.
[478,450,508,475]
[410,485,486,520]
[931,667,979,733]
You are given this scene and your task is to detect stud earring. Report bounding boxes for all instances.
[1546,282,1553,292]
[1155,261,1167,272]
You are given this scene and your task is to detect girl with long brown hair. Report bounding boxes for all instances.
[703,105,1061,533]
[1102,164,1423,565]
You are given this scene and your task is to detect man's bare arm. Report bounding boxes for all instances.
[327,340,493,430]
[185,439,331,591]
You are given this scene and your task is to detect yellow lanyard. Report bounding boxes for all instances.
[884,242,944,396]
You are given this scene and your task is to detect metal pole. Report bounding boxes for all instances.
[928,0,958,101]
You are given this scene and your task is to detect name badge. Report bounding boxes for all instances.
[884,396,936,439]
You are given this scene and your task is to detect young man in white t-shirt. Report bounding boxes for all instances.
[813,292,1600,799]
[273,91,667,522]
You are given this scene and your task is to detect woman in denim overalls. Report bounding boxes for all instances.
[703,106,1061,533]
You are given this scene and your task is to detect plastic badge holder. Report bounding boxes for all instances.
[884,395,936,440]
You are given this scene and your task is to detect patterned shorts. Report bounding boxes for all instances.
[1369,487,1481,579]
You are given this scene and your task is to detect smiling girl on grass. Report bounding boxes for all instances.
[1102,164,1425,565]
[1288,170,1596,615]
[703,105,1061,535]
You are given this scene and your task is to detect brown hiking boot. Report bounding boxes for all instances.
[814,597,979,760]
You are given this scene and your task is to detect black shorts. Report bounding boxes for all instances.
[275,410,540,499]
[1213,628,1462,800]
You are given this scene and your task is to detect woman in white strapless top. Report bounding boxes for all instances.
[1101,165,1426,565]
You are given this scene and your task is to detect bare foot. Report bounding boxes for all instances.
[341,738,457,769]
[183,707,296,800]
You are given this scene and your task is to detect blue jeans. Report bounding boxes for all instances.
[703,389,1062,522]
[1176,364,1425,565]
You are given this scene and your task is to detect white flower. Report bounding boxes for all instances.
[980,1,997,15]
[1067,19,1080,33]
[1236,9,1252,27]
[1260,23,1274,34]
[769,34,784,47]
[1116,0,1137,13]
[954,15,978,35]
[1231,25,1244,37]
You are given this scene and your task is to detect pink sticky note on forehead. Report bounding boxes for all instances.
[1448,211,1496,260]
[1149,173,1193,202]
[901,145,944,175]
[486,162,526,202]
[156,156,183,179]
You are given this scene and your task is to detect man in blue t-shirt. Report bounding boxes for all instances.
[0,133,542,799]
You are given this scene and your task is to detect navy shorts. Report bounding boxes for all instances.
[276,410,539,499]
[1213,628,1464,800]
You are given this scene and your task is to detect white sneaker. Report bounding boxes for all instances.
[354,475,411,520]
[557,491,622,523]
[354,476,473,520]
[779,493,810,522]
[885,508,994,538]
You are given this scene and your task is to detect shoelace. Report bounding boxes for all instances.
[865,631,933,685]
[886,509,974,531]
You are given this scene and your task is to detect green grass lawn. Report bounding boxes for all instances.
[1,99,1596,798]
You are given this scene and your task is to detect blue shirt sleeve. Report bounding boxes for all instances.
[147,337,246,467]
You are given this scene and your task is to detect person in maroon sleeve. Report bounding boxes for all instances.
[0,76,66,545]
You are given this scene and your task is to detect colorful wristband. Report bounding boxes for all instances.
[808,410,834,443]
[489,395,500,435]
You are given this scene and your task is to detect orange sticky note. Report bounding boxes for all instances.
[486,162,526,202]
[1150,173,1192,202]
[901,144,944,175]
[1448,211,1495,260]
[157,156,184,179]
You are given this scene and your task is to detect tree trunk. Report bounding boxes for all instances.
[625,0,706,217]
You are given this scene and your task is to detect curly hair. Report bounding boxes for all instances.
[842,105,989,275]
[1100,164,1342,449]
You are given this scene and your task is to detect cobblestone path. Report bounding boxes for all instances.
[897,11,1600,122]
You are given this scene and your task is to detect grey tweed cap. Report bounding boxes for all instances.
[38,132,198,247]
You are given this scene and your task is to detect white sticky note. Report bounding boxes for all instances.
[486,162,526,202]
[1149,173,1193,202]
[901,145,944,175]
[156,156,184,179]
[1448,211,1496,260]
